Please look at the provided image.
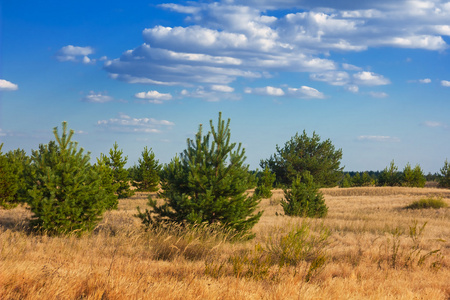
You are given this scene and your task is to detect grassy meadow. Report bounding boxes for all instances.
[1,186,450,299]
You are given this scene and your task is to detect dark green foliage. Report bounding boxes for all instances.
[261,130,343,187]
[339,173,352,188]
[0,144,19,209]
[351,172,373,187]
[254,167,276,199]
[438,159,450,188]
[402,163,426,188]
[104,142,134,199]
[94,154,119,210]
[377,160,402,186]
[281,172,328,218]
[132,146,161,192]
[26,122,111,235]
[5,148,31,205]
[405,197,448,209]
[137,113,262,236]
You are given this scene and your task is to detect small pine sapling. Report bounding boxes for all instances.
[132,146,161,192]
[0,144,19,209]
[26,122,111,235]
[281,171,328,218]
[137,112,262,237]
[254,167,276,199]
[104,142,134,199]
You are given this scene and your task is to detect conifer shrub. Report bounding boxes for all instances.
[0,144,19,209]
[94,154,119,210]
[26,122,113,235]
[438,159,450,188]
[137,112,262,237]
[405,197,448,209]
[5,148,31,205]
[377,160,402,186]
[132,146,161,192]
[402,163,426,188]
[102,142,134,199]
[281,172,328,218]
[254,167,276,199]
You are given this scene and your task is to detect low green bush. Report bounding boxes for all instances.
[405,197,448,209]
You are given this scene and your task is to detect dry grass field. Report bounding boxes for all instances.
[1,187,450,299]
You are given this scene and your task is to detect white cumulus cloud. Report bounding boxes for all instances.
[353,71,390,86]
[441,80,450,87]
[134,91,173,104]
[245,86,285,96]
[0,79,18,91]
[287,86,325,99]
[56,45,94,63]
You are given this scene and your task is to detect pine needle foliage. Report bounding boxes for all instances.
[438,159,450,188]
[261,130,343,187]
[402,163,426,188]
[94,154,119,210]
[137,112,262,237]
[26,122,111,235]
[132,146,161,192]
[103,142,134,199]
[254,167,276,199]
[0,144,19,209]
[281,172,328,218]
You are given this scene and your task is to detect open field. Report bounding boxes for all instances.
[1,187,450,299]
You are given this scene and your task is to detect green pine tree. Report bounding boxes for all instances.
[132,146,161,192]
[402,163,426,188]
[26,122,112,235]
[104,142,134,199]
[339,173,352,188]
[281,171,328,218]
[137,112,262,237]
[377,160,401,186]
[438,159,450,188]
[0,144,19,209]
[254,167,276,199]
[95,154,119,210]
[5,148,31,205]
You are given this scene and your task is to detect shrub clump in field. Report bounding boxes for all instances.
[281,172,328,218]
[254,167,276,199]
[26,122,116,235]
[405,197,448,209]
[137,112,262,238]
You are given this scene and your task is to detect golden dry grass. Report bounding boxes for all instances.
[1,187,449,299]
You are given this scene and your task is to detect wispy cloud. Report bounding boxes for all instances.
[368,91,389,98]
[423,121,448,128]
[180,87,241,102]
[357,135,400,142]
[0,79,18,91]
[97,113,174,133]
[245,85,325,99]
[81,91,114,103]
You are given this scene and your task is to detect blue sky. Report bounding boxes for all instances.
[1,0,449,173]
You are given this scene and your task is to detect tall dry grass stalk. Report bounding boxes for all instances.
[1,187,449,299]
